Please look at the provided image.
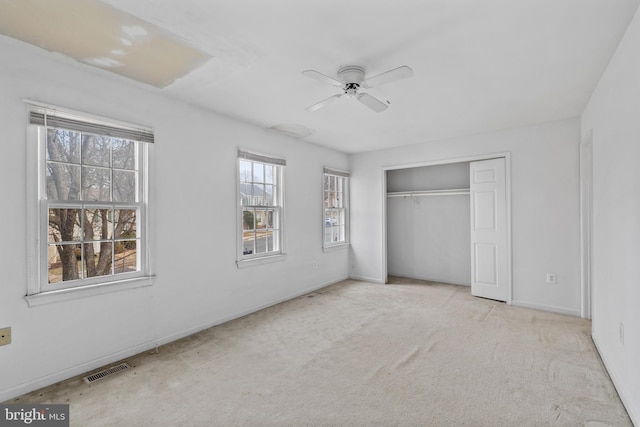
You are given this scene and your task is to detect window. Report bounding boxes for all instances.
[27,103,153,300]
[323,168,349,247]
[238,149,285,263]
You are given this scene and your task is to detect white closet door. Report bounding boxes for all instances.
[470,158,508,301]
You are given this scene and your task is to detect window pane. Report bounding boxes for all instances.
[324,206,346,244]
[82,134,111,167]
[242,230,255,255]
[337,208,345,226]
[46,129,80,163]
[48,243,82,283]
[243,208,255,230]
[83,242,112,278]
[253,162,264,183]
[114,240,138,274]
[239,160,251,182]
[113,170,136,203]
[112,139,136,170]
[240,182,251,205]
[332,225,343,243]
[82,166,111,201]
[84,208,112,240]
[266,209,274,228]
[265,165,273,184]
[255,209,267,229]
[255,230,267,254]
[252,184,265,205]
[324,209,332,227]
[266,229,274,252]
[263,185,274,205]
[114,209,137,239]
[48,208,81,242]
[46,162,81,200]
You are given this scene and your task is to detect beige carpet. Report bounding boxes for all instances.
[7,278,631,426]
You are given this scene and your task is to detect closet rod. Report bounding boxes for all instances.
[386,188,470,198]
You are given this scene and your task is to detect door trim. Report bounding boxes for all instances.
[580,131,593,319]
[382,152,512,304]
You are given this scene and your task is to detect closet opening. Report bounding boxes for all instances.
[386,161,472,286]
[383,154,512,303]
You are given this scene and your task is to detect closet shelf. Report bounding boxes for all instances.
[386,188,470,198]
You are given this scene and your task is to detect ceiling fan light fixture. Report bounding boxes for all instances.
[337,65,365,85]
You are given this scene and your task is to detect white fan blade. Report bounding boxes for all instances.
[357,93,388,112]
[302,70,343,87]
[362,65,413,88]
[306,93,343,111]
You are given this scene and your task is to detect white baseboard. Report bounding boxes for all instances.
[1,276,350,403]
[592,335,639,426]
[1,340,157,403]
[511,299,580,317]
[349,274,385,284]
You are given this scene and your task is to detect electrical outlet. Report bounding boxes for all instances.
[619,322,624,345]
[0,327,11,346]
[546,273,557,284]
[312,260,318,269]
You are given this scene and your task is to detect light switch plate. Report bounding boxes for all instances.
[0,327,11,346]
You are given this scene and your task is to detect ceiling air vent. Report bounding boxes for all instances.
[83,362,131,384]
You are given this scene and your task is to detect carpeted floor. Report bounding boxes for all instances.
[7,278,631,426]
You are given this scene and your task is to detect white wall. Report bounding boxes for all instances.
[581,6,640,424]
[387,196,470,285]
[350,118,582,315]
[386,163,471,285]
[0,35,349,401]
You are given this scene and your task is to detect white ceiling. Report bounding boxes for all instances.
[9,1,640,153]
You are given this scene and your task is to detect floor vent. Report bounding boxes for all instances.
[83,362,131,384]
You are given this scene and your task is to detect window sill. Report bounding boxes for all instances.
[323,242,350,253]
[25,275,156,307]
[236,254,287,269]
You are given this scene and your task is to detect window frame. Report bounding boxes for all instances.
[236,149,286,267]
[26,102,154,306]
[323,167,350,249]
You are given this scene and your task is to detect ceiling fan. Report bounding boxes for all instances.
[302,65,413,113]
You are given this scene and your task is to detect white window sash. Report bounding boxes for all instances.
[237,153,285,264]
[27,105,152,297]
[323,169,350,248]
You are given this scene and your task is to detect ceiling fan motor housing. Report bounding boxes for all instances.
[337,65,365,85]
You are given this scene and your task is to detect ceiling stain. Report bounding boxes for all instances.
[0,0,211,88]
